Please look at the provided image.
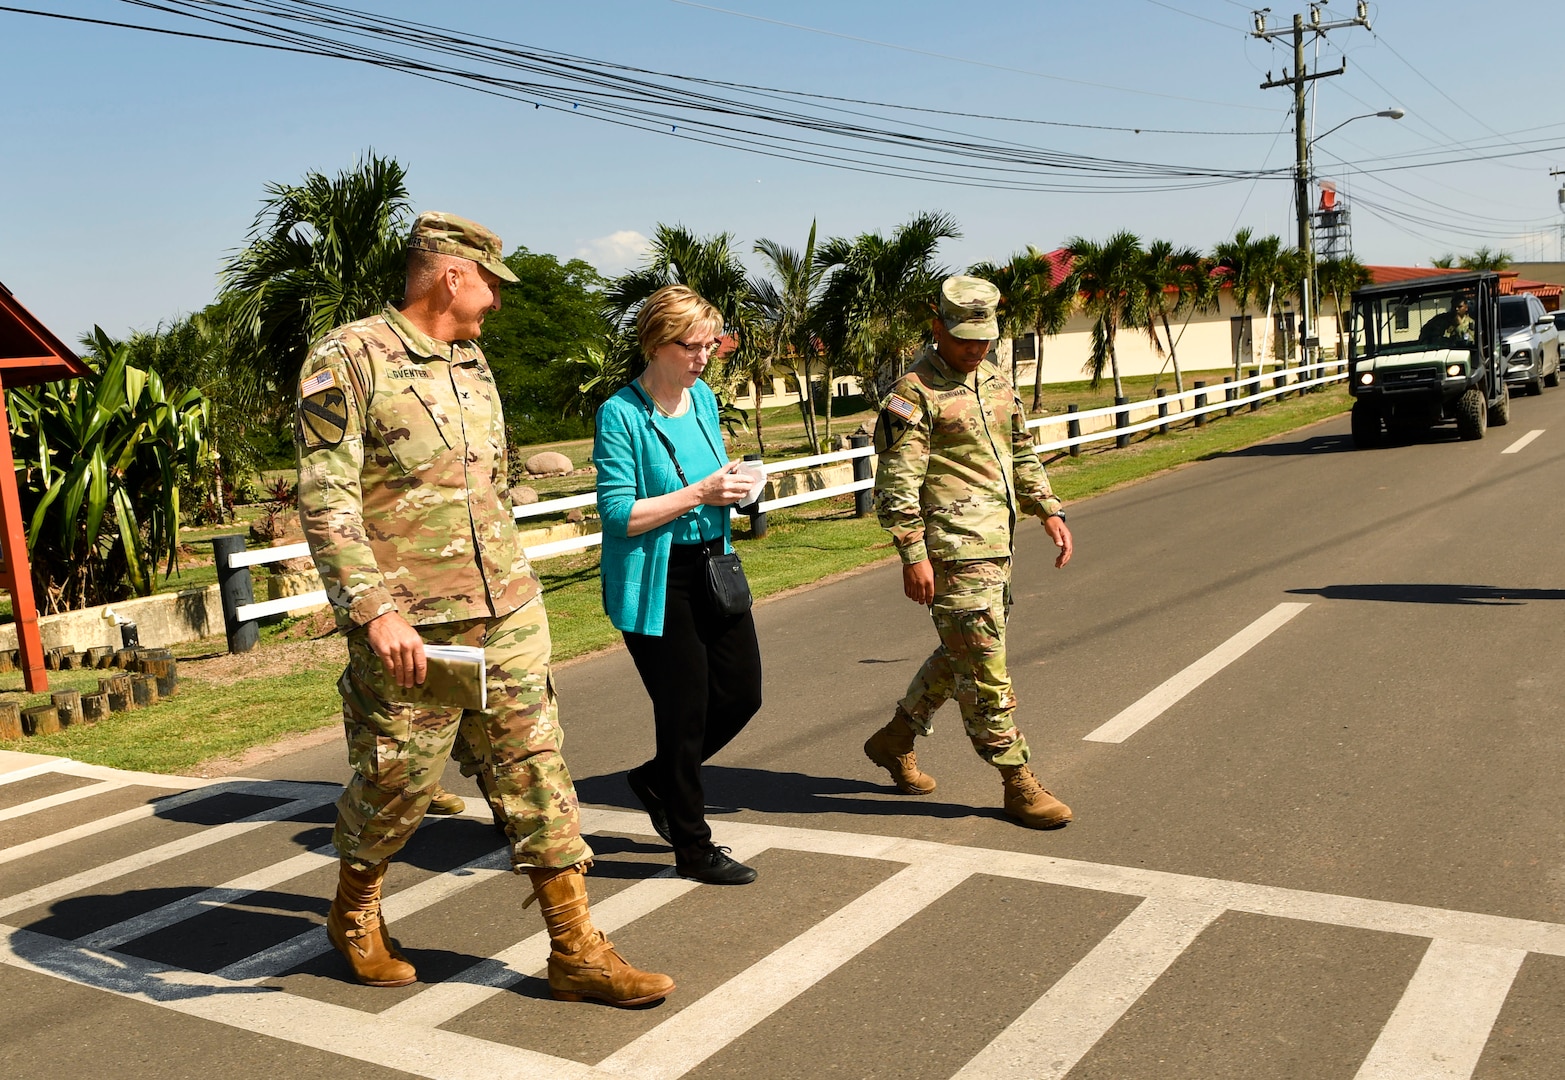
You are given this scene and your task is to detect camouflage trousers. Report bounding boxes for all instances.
[333,596,591,872]
[897,557,1030,768]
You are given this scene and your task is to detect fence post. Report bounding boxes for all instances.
[743,452,768,539]
[1224,375,1236,417]
[1114,396,1130,449]
[1066,404,1081,456]
[1155,389,1168,435]
[1247,367,1261,411]
[1193,381,1208,427]
[849,434,872,518]
[1274,367,1288,400]
[211,534,259,654]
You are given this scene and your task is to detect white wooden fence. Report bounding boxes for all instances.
[212,362,1344,649]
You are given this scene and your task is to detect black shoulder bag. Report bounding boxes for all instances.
[629,383,753,617]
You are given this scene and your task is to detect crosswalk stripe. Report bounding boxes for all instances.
[0,922,617,1080]
[0,779,123,823]
[0,777,335,868]
[1354,938,1527,1080]
[596,860,973,1080]
[0,792,337,918]
[78,845,340,950]
[952,896,1224,1079]
[211,845,513,982]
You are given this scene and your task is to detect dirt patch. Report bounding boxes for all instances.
[178,635,344,686]
[190,721,341,778]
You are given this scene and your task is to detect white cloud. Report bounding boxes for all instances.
[576,230,651,276]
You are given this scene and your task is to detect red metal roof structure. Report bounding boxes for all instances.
[0,282,91,693]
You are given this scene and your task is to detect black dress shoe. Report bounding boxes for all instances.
[676,845,758,886]
[626,767,673,845]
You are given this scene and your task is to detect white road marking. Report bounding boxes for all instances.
[1,776,1554,1080]
[1085,603,1311,743]
[595,861,974,1080]
[1354,939,1527,1080]
[0,779,122,823]
[212,845,514,982]
[0,791,336,918]
[0,777,332,869]
[952,897,1224,1080]
[1501,429,1545,454]
[0,757,74,786]
[78,845,339,950]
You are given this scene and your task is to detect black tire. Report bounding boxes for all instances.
[1488,384,1511,427]
[1456,387,1487,440]
[1350,399,1382,448]
[1547,369,1560,388]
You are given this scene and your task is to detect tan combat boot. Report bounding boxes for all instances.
[425,784,466,816]
[999,765,1072,829]
[326,858,417,987]
[526,863,675,1007]
[863,707,937,794]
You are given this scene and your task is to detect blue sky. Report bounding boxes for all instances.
[3,0,1563,342]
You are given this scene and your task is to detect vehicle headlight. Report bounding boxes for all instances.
[1446,363,1464,377]
[1358,371,1374,385]
[1513,348,1531,362]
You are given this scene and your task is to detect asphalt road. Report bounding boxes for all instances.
[4,388,1565,1080]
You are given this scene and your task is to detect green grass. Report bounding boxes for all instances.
[0,384,1349,773]
[12,667,343,773]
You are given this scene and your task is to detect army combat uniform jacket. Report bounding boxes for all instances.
[294,305,536,630]
[873,346,1063,565]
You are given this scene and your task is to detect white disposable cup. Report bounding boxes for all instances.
[734,461,767,508]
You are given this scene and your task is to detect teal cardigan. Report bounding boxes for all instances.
[594,380,732,636]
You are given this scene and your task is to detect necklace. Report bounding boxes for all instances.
[639,378,688,418]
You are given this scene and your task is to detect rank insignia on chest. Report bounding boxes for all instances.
[885,394,916,421]
[300,386,349,450]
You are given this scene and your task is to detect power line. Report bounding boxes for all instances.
[663,0,1277,112]
[5,0,1286,194]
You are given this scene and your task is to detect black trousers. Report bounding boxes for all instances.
[623,543,762,862]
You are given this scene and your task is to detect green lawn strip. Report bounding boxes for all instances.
[13,666,343,773]
[0,386,1348,773]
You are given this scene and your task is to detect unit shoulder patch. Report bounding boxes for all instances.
[300,386,349,450]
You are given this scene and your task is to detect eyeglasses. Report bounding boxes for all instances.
[673,338,722,355]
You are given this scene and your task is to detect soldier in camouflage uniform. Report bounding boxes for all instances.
[296,211,673,1006]
[864,275,1076,829]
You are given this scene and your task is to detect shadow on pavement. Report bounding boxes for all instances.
[1289,583,1565,605]
[578,766,1002,827]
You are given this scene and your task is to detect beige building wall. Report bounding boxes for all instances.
[729,292,1348,408]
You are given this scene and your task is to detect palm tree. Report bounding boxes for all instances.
[1213,229,1284,381]
[1137,241,1211,395]
[968,248,1047,387]
[813,211,960,422]
[752,220,828,452]
[1459,247,1513,271]
[222,153,412,391]
[596,224,756,421]
[1063,231,1146,398]
[1316,255,1371,362]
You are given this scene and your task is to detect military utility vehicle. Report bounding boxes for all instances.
[1347,271,1509,447]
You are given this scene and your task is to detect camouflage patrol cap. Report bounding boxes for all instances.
[407,211,520,283]
[938,275,1000,340]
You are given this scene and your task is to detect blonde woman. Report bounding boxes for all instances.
[593,285,763,885]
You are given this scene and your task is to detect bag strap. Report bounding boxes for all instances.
[629,381,725,550]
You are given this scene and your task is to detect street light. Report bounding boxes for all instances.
[1299,106,1405,382]
[1310,107,1405,147]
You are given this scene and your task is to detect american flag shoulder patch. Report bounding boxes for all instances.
[300,369,336,397]
[885,394,916,421]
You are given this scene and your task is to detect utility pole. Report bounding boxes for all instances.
[1551,168,1565,261]
[1253,3,1371,381]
